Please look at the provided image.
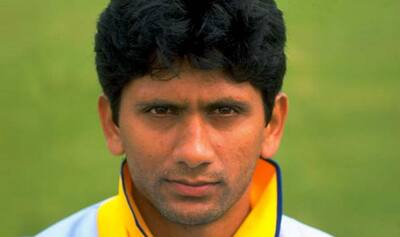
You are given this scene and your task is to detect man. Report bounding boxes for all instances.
[37,0,332,236]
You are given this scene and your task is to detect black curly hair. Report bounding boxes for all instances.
[95,0,286,124]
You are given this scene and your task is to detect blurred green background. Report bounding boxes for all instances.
[1,0,399,236]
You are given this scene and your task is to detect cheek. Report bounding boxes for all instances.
[121,120,170,157]
[230,143,260,177]
[218,121,265,157]
[120,124,170,181]
[216,125,264,181]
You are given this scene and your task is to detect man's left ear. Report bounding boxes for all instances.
[261,93,288,158]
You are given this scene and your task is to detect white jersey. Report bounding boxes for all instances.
[280,215,333,237]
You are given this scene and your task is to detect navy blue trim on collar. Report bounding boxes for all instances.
[264,158,283,237]
[120,159,148,237]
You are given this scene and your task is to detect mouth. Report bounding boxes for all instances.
[165,179,221,198]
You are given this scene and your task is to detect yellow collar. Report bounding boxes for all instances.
[97,158,282,237]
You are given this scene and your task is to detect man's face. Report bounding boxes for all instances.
[100,67,286,225]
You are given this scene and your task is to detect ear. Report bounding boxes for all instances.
[98,95,125,156]
[261,93,288,158]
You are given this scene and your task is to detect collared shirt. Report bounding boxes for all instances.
[36,159,332,237]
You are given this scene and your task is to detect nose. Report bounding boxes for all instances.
[172,115,216,169]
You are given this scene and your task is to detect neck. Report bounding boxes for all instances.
[133,185,252,237]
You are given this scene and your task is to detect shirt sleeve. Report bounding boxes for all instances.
[35,202,102,237]
[279,215,334,237]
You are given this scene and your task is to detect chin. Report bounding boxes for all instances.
[157,204,225,226]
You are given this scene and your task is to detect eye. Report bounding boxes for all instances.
[147,106,177,116]
[212,106,238,116]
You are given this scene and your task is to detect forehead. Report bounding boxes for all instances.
[121,68,263,103]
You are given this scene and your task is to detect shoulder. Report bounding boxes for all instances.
[35,201,104,237]
[279,215,333,237]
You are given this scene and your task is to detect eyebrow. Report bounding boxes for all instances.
[134,99,188,110]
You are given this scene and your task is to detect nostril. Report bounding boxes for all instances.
[172,115,216,168]
[172,139,215,168]
[177,159,211,170]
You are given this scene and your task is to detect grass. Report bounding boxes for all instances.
[1,0,399,236]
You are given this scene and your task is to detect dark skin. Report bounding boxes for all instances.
[98,66,288,237]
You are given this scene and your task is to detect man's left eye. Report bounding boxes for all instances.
[212,106,238,115]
